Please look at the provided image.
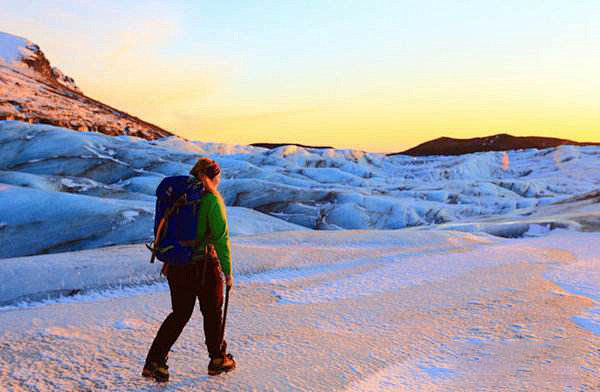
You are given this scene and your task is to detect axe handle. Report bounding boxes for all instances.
[150,217,167,263]
[220,285,231,348]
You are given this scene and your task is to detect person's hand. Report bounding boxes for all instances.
[225,275,233,289]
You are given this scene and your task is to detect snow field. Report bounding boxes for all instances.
[0,229,484,305]
[0,229,598,390]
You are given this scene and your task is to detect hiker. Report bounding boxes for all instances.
[143,158,235,382]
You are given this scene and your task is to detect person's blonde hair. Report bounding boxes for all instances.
[190,158,221,180]
[190,157,222,197]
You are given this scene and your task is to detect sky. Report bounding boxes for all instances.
[2,1,599,152]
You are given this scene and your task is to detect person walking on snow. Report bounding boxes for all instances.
[143,158,235,381]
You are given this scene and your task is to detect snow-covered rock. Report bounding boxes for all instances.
[0,31,80,92]
[0,31,172,139]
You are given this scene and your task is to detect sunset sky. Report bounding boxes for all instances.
[2,1,599,152]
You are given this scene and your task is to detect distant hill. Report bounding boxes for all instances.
[389,133,600,157]
[250,142,334,150]
[0,31,173,140]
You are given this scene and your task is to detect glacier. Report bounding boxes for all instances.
[1,120,599,260]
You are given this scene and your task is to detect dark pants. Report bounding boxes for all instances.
[146,256,226,363]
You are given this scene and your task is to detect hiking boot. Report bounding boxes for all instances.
[142,358,169,382]
[208,353,236,376]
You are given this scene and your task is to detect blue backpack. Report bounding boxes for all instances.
[147,175,207,266]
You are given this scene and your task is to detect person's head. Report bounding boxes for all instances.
[190,158,222,191]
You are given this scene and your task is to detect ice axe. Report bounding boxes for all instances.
[146,217,167,264]
[220,285,231,347]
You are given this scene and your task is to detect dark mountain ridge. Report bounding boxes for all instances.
[250,142,334,150]
[389,133,600,157]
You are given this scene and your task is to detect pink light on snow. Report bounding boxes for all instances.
[502,152,510,171]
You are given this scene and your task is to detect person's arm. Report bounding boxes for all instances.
[207,194,232,282]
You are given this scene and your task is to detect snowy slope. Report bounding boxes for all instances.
[0,32,32,65]
[0,32,172,139]
[0,31,81,93]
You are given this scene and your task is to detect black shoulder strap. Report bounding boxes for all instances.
[204,191,212,249]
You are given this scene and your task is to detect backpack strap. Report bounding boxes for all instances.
[200,192,212,284]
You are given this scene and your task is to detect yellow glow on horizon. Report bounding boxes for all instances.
[163,93,600,153]
[80,69,600,153]
[3,1,599,153]
[119,66,600,153]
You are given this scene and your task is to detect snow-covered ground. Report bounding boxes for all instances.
[1,120,599,390]
[0,229,599,390]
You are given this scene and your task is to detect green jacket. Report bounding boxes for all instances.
[195,192,232,276]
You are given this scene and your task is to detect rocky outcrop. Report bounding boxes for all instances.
[0,31,173,140]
